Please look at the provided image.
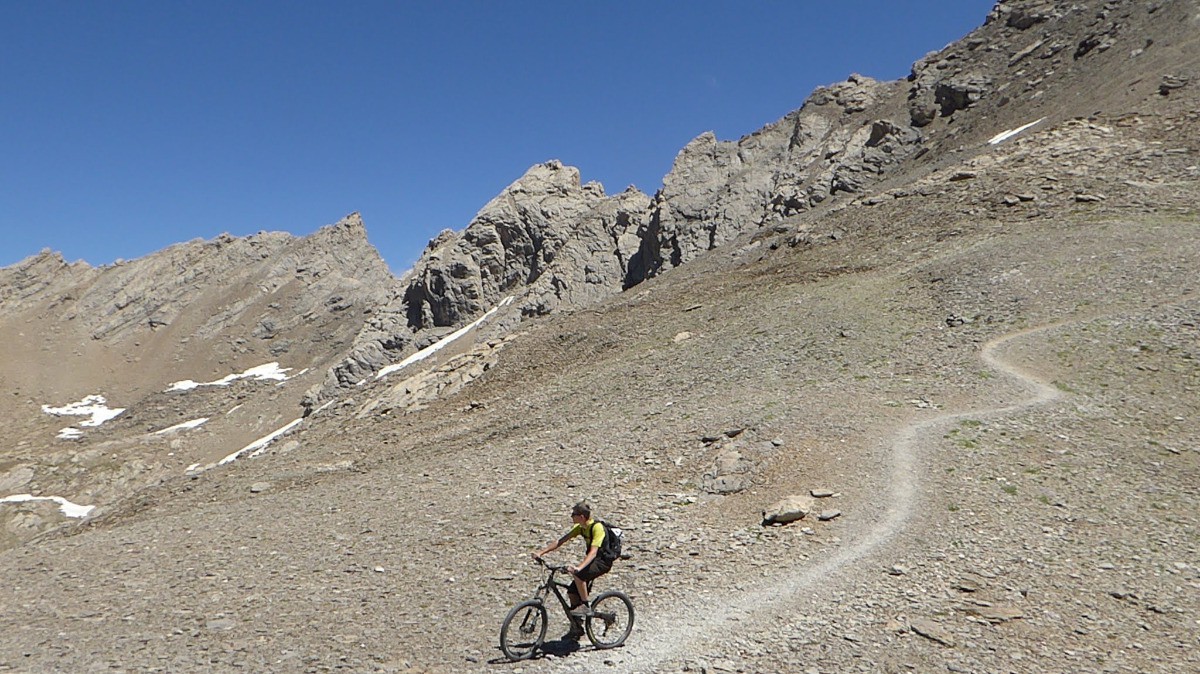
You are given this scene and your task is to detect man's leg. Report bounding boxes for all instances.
[563,584,585,639]
[570,559,609,616]
[573,576,589,605]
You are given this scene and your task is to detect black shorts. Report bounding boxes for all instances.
[567,557,612,601]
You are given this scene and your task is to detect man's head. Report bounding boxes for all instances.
[571,501,592,522]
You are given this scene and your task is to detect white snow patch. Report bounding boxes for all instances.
[168,362,293,392]
[377,296,515,380]
[988,118,1044,145]
[185,417,304,476]
[57,428,84,440]
[0,494,95,518]
[217,418,303,466]
[42,395,125,427]
[154,418,209,435]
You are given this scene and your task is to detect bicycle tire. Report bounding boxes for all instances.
[499,599,548,661]
[586,590,634,649]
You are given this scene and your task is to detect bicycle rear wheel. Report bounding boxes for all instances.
[500,599,548,661]
[586,590,634,648]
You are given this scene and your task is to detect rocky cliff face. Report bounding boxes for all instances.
[402,161,650,328]
[302,161,652,410]
[628,0,1200,279]
[630,75,921,280]
[0,213,405,547]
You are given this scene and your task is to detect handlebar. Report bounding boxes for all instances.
[532,556,571,574]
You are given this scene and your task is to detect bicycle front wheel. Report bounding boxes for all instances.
[586,590,634,648]
[500,599,548,661]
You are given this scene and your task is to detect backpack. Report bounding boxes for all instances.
[596,520,624,563]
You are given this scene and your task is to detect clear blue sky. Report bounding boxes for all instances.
[1,1,994,274]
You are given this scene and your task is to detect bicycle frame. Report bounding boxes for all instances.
[530,560,590,617]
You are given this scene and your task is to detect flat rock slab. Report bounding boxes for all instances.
[911,619,955,647]
[963,604,1024,623]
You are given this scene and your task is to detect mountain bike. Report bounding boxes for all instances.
[499,557,635,661]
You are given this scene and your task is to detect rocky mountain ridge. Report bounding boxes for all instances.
[9,0,1196,421]
[3,0,1197,550]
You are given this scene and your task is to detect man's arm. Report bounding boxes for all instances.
[533,531,576,559]
[572,546,599,574]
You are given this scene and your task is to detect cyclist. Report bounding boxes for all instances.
[532,501,613,639]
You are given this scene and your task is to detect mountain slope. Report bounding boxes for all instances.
[1,1,1198,672]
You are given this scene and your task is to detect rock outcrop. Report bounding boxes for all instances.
[402,161,649,328]
[304,162,650,410]
[630,74,923,280]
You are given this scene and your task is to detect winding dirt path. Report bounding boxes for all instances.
[579,321,1069,673]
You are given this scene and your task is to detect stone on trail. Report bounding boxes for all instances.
[761,495,815,525]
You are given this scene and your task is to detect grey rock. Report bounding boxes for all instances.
[953,574,986,593]
[303,168,651,410]
[910,618,955,646]
[206,618,236,632]
[935,73,991,116]
[762,495,816,525]
[1160,75,1190,95]
[702,449,754,495]
[402,161,648,330]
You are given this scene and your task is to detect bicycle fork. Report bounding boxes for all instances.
[519,605,543,636]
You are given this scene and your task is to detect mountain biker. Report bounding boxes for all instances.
[532,501,613,639]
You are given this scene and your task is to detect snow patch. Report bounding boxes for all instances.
[154,418,209,434]
[988,118,1044,145]
[0,494,95,518]
[185,417,303,475]
[168,362,293,392]
[42,395,125,427]
[377,296,514,380]
[57,428,84,440]
[217,418,303,467]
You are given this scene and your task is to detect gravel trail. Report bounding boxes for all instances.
[550,320,1068,673]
